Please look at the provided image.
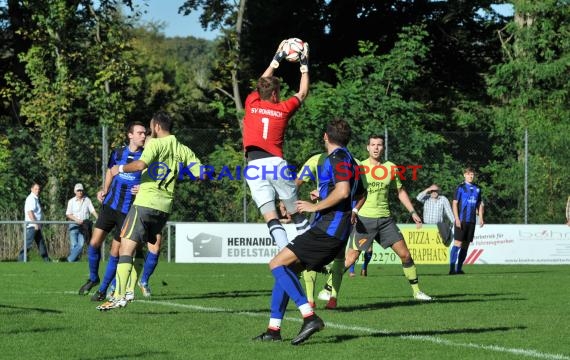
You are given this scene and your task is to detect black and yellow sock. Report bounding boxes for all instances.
[302,270,317,302]
[115,255,134,298]
[402,259,420,295]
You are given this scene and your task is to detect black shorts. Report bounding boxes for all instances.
[120,205,168,245]
[286,228,346,272]
[95,205,127,240]
[454,222,476,243]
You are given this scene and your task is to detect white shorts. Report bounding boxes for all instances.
[245,157,297,208]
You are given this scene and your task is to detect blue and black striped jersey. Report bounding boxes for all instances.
[103,146,143,214]
[312,147,365,241]
[454,182,482,223]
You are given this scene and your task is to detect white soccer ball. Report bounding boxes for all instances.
[283,38,305,63]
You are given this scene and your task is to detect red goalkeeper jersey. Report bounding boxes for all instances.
[242,91,301,158]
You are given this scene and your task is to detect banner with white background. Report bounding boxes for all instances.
[174,223,570,264]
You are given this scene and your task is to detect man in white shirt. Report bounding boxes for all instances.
[19,183,51,262]
[64,183,98,262]
[416,184,455,224]
[416,184,455,246]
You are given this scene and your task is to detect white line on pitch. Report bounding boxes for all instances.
[139,300,570,360]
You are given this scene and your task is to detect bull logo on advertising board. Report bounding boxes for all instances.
[187,233,223,257]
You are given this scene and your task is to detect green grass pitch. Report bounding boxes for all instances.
[1,262,569,360]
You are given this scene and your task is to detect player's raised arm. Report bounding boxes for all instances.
[294,42,309,102]
[262,39,287,78]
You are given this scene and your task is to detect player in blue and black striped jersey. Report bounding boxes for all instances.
[79,121,159,300]
[450,166,485,275]
[253,118,365,345]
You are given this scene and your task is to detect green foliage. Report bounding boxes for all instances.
[0,134,11,191]
[486,1,570,223]
[1,0,567,225]
[127,26,220,127]
[284,25,447,221]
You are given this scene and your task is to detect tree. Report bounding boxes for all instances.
[2,0,138,218]
[486,0,570,223]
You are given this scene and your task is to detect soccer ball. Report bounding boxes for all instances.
[282,38,305,63]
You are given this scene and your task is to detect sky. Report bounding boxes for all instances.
[133,0,219,40]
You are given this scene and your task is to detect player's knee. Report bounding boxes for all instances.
[281,197,298,214]
[399,251,412,264]
[89,232,105,247]
[259,201,277,216]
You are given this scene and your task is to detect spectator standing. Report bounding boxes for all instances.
[416,184,455,246]
[18,183,51,262]
[64,183,98,262]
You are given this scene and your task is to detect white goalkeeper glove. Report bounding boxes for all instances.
[270,39,288,69]
[299,42,309,73]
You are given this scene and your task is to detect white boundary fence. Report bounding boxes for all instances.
[4,221,569,265]
[0,220,76,262]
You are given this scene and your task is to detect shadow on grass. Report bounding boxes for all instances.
[419,269,552,276]
[331,296,526,312]
[359,291,521,301]
[367,268,553,278]
[319,324,527,344]
[81,350,170,359]
[0,304,63,314]
[156,289,271,301]
[0,326,67,335]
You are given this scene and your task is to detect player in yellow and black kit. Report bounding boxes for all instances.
[344,134,432,301]
[97,111,201,311]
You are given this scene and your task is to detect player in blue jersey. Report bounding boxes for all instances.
[79,121,158,300]
[449,167,484,275]
[253,118,365,345]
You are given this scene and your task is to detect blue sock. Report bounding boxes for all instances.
[270,281,290,320]
[87,245,101,282]
[450,245,460,272]
[141,251,159,284]
[271,266,307,307]
[362,251,372,271]
[457,247,468,272]
[349,263,355,273]
[100,255,119,292]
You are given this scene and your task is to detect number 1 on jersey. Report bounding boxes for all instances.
[261,117,269,139]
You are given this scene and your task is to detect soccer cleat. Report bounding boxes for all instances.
[361,269,368,277]
[414,291,433,301]
[308,301,316,309]
[349,272,355,278]
[291,315,325,345]
[252,330,282,342]
[449,270,457,275]
[456,270,465,275]
[325,297,337,309]
[138,280,152,298]
[78,279,100,295]
[90,290,106,302]
[96,297,127,311]
[125,291,135,302]
[317,289,331,301]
